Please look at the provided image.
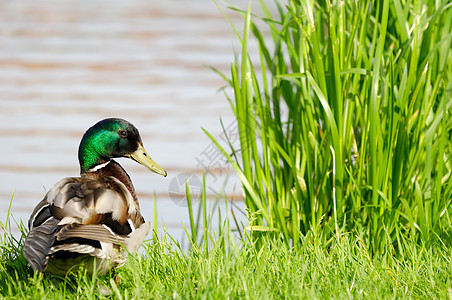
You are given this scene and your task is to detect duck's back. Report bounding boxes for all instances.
[23,167,149,275]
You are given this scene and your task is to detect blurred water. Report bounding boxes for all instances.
[0,0,271,240]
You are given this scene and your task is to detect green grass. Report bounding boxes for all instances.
[208,0,452,253]
[0,192,451,299]
[1,221,451,299]
[1,188,450,298]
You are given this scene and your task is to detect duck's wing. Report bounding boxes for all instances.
[23,176,147,272]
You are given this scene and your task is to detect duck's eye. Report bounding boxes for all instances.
[119,130,128,138]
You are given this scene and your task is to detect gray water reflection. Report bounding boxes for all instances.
[0,0,273,240]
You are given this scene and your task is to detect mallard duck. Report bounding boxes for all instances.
[23,118,167,276]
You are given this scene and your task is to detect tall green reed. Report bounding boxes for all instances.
[208,0,452,253]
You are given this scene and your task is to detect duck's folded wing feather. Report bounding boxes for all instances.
[53,221,150,255]
[56,224,126,244]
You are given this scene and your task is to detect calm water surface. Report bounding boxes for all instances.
[0,0,270,240]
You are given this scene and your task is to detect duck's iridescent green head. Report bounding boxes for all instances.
[78,118,167,176]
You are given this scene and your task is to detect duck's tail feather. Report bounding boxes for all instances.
[23,217,60,272]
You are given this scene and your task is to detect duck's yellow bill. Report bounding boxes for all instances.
[129,143,167,177]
